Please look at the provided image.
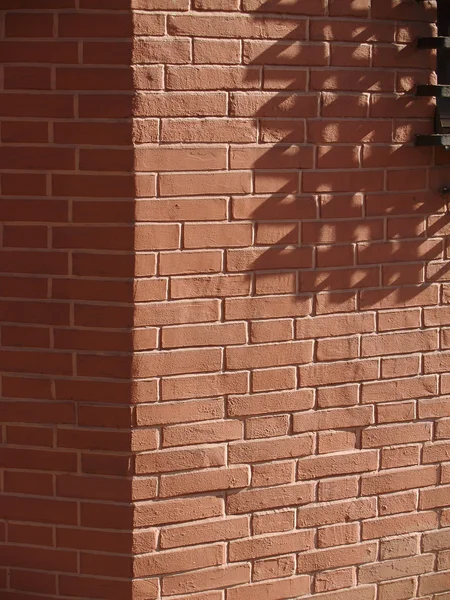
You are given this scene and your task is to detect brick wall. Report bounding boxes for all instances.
[0,2,137,598]
[2,0,450,599]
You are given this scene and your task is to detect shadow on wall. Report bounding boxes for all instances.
[234,0,450,311]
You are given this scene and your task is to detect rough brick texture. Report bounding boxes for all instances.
[2,0,450,599]
[0,2,137,599]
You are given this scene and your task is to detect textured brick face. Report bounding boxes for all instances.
[2,0,450,599]
[0,3,136,599]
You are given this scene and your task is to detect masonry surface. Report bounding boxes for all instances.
[1,0,450,599]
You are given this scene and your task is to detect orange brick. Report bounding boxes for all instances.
[160,466,249,497]
[229,529,313,561]
[227,482,314,514]
[298,450,378,480]
[251,461,295,488]
[252,510,295,535]
[160,516,249,549]
[253,555,296,582]
[297,542,377,574]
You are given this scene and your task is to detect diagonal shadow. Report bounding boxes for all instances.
[227,2,450,312]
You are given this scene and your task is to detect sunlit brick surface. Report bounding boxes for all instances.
[2,1,450,599]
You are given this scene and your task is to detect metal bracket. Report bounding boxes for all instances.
[416,134,450,149]
[414,0,450,150]
[418,36,450,49]
[416,84,450,97]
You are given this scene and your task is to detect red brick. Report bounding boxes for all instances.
[317,384,359,408]
[229,529,313,561]
[134,544,223,578]
[162,419,243,448]
[244,40,328,67]
[379,490,418,516]
[297,542,377,573]
[0,495,77,526]
[296,312,375,339]
[362,511,438,540]
[0,400,74,425]
[362,422,432,448]
[0,545,77,573]
[5,471,53,495]
[228,390,313,416]
[135,300,219,327]
[318,430,356,454]
[362,329,437,357]
[230,92,319,118]
[361,465,437,495]
[318,523,360,548]
[227,482,314,514]
[168,15,308,38]
[253,555,296,582]
[136,398,223,427]
[419,570,450,595]
[380,536,419,561]
[162,564,250,596]
[193,39,241,64]
[159,250,222,275]
[297,497,376,528]
[229,434,313,464]
[251,461,295,488]
[252,511,295,535]
[160,516,249,549]
[252,366,296,392]
[293,406,373,433]
[227,576,310,600]
[299,359,379,387]
[135,447,226,475]
[246,414,289,438]
[226,340,312,370]
[359,554,434,584]
[162,119,257,143]
[362,375,438,404]
[170,274,249,299]
[376,400,416,423]
[132,348,221,378]
[315,567,356,593]
[134,92,227,118]
[297,450,378,480]
[381,445,421,470]
[160,466,249,497]
[162,372,248,401]
[379,578,417,600]
[381,355,420,379]
[58,577,133,600]
[420,484,450,510]
[134,496,224,527]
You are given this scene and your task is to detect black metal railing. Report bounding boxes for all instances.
[415,0,450,149]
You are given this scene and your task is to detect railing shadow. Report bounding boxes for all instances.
[229,1,450,312]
